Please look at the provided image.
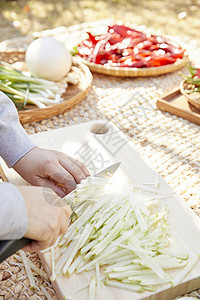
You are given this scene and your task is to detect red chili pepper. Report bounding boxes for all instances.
[122,48,134,56]
[135,50,153,57]
[196,69,200,78]
[87,32,98,45]
[149,44,160,51]
[76,24,185,68]
[146,35,158,44]
[169,48,185,59]
[108,32,124,45]
[136,40,153,50]
[109,25,144,38]
[146,55,176,67]
[118,61,146,68]
[107,54,119,63]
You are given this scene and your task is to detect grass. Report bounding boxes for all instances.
[0,0,200,42]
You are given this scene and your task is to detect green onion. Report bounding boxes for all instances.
[0,64,68,109]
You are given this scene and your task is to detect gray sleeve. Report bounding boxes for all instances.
[0,92,36,168]
[0,182,28,240]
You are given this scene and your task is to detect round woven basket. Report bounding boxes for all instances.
[79,56,187,77]
[180,79,200,111]
[0,51,93,124]
[73,20,188,77]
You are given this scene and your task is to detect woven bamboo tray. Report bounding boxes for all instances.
[74,20,187,77]
[180,79,200,111]
[0,51,93,124]
[80,55,187,77]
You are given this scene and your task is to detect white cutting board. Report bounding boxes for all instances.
[1,120,200,300]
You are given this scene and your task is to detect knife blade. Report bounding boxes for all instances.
[0,162,121,262]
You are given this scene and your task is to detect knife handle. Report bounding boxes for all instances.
[0,237,31,263]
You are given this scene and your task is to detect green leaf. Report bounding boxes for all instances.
[71,45,78,56]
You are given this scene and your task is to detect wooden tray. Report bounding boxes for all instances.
[180,79,200,111]
[0,51,93,124]
[1,120,200,299]
[156,87,200,125]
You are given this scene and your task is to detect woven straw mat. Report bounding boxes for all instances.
[0,21,200,300]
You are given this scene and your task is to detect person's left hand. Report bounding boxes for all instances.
[13,147,90,197]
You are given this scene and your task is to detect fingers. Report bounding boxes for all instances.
[36,177,67,198]
[24,205,71,253]
[46,164,77,194]
[59,206,71,234]
[58,157,86,185]
[67,156,90,178]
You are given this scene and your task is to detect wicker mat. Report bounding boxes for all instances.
[0,21,200,300]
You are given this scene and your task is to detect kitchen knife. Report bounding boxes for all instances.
[0,162,120,262]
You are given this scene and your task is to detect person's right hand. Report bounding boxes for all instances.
[17,186,71,252]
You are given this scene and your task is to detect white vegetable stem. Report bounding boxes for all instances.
[89,277,96,300]
[47,176,198,295]
[40,285,54,300]
[19,250,36,290]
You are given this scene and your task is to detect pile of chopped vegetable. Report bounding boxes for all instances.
[44,176,199,299]
[76,24,185,68]
[0,63,68,109]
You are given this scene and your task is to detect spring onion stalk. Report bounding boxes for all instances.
[0,64,69,109]
[95,264,101,300]
[40,285,54,300]
[66,255,83,277]
[14,254,48,280]
[51,246,55,281]
[19,250,36,290]
[89,277,96,300]
[46,176,199,297]
[172,255,200,287]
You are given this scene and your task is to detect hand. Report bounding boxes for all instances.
[13,147,90,197]
[18,186,71,252]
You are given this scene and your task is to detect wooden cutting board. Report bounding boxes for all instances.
[1,120,200,300]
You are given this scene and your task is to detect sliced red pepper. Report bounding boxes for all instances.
[169,47,185,59]
[109,24,144,38]
[196,69,200,78]
[136,40,153,50]
[118,61,146,68]
[76,24,186,68]
[146,55,176,67]
[149,44,160,51]
[108,32,124,45]
[87,32,99,45]
[107,54,119,63]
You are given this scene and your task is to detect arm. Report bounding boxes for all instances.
[0,182,28,240]
[0,92,36,168]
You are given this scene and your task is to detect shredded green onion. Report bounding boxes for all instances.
[46,176,199,298]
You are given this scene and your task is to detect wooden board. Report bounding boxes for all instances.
[1,120,200,300]
[156,87,200,125]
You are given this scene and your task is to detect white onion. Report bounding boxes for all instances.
[25,37,72,81]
